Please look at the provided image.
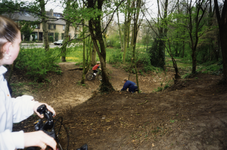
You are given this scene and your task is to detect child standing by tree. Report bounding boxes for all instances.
[92,61,101,76]
[0,16,57,150]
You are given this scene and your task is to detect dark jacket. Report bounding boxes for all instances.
[121,80,138,93]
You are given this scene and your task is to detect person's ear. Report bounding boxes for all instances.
[2,42,12,54]
[2,42,12,59]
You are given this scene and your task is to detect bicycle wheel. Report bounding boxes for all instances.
[54,117,69,150]
[97,74,102,81]
[86,73,94,81]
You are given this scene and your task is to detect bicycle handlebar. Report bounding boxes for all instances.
[27,104,56,150]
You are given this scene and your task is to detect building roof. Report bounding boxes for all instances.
[2,10,66,25]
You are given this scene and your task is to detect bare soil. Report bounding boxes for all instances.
[12,62,227,150]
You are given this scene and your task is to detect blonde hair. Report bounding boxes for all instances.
[124,78,128,81]
[0,15,20,59]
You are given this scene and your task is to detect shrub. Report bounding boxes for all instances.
[49,36,54,42]
[108,49,122,64]
[106,33,121,48]
[14,47,61,82]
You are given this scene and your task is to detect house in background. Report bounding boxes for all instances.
[3,9,79,42]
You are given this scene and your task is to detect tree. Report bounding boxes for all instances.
[155,0,169,69]
[131,0,143,92]
[123,0,132,63]
[115,0,123,51]
[186,0,208,74]
[142,1,181,80]
[38,0,49,51]
[81,2,91,84]
[87,0,114,92]
[61,0,71,62]
[214,0,227,82]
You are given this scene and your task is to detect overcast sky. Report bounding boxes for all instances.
[45,0,64,13]
[4,0,158,22]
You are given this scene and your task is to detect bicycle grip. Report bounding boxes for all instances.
[26,147,38,150]
[26,146,53,150]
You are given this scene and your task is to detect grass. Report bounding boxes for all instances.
[55,46,121,63]
[38,45,224,81]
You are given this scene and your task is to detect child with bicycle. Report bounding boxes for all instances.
[92,61,101,76]
[0,16,57,150]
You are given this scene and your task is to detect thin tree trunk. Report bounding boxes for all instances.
[91,44,97,66]
[116,8,123,51]
[61,0,71,62]
[123,12,128,63]
[39,0,49,51]
[81,17,86,84]
[214,0,227,82]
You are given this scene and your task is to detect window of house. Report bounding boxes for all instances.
[55,32,59,41]
[48,32,54,42]
[61,33,64,40]
[24,12,30,16]
[34,24,40,29]
[54,13,62,17]
[32,32,38,40]
[48,24,56,30]
[63,25,65,31]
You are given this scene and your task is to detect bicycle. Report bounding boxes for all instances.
[86,70,102,81]
[26,104,88,150]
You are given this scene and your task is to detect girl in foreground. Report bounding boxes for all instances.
[0,15,57,150]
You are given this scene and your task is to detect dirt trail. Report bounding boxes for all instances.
[36,62,174,114]
[12,62,227,150]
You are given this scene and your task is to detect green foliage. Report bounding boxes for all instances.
[164,84,169,90]
[106,33,121,48]
[0,1,20,15]
[108,48,122,64]
[139,70,144,76]
[154,87,163,92]
[49,36,54,43]
[20,23,33,41]
[197,62,223,75]
[147,38,165,68]
[182,73,191,79]
[15,47,61,82]
[55,32,59,41]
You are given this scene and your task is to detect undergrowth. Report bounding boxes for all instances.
[14,47,61,82]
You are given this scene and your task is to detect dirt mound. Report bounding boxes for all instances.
[12,63,227,150]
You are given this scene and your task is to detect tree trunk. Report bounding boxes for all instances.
[191,47,197,74]
[182,41,185,58]
[39,0,49,51]
[123,12,129,63]
[131,0,141,92]
[88,0,114,92]
[91,44,97,66]
[116,7,123,51]
[156,0,167,69]
[187,0,207,74]
[214,0,227,82]
[81,17,86,84]
[61,21,70,62]
[220,27,227,82]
